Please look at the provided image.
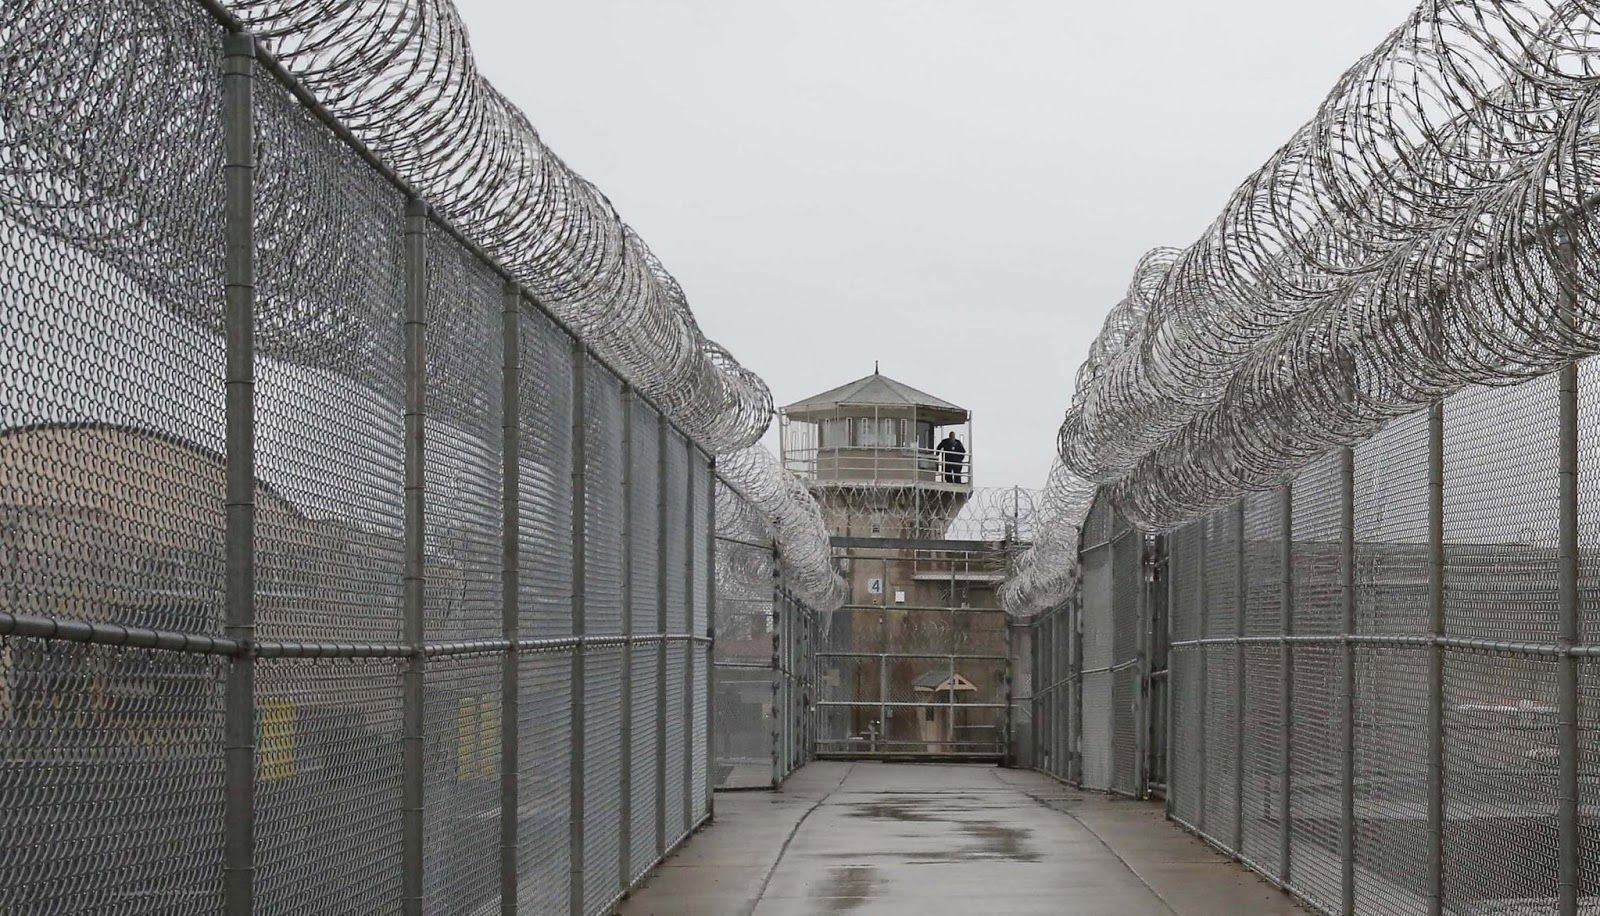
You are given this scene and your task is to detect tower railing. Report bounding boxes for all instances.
[783,445,972,489]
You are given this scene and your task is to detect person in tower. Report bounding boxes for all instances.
[936,431,965,483]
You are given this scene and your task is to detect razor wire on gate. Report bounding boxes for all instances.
[0,0,820,911]
[712,478,820,790]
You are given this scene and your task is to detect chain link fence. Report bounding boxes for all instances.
[1033,362,1600,914]
[0,5,730,913]
[712,480,819,789]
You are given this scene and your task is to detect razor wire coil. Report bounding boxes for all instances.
[1050,1,1600,542]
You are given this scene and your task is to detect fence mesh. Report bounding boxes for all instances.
[422,653,500,912]
[582,646,625,913]
[0,639,227,914]
[254,657,404,913]
[253,57,407,645]
[517,649,572,914]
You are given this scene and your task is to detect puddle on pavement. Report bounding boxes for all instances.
[815,865,879,912]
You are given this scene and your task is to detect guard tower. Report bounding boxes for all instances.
[781,370,1004,760]
[778,368,972,539]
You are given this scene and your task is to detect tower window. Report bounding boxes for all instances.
[819,418,850,447]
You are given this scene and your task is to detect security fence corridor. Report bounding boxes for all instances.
[15,0,1600,913]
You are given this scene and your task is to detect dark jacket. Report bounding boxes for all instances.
[936,437,965,460]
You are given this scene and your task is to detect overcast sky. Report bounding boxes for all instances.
[455,0,1416,489]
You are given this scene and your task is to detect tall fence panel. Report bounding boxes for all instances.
[1288,450,1345,913]
[0,8,716,914]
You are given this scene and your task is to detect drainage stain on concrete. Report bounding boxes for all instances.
[815,865,879,912]
[837,794,1040,864]
[847,800,942,823]
[958,821,1039,862]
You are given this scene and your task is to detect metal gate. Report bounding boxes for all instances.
[814,648,1010,758]
[1034,494,1164,795]
[813,549,1013,760]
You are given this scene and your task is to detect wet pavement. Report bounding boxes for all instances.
[618,761,1308,915]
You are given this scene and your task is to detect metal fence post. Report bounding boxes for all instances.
[705,460,718,818]
[1075,589,1088,784]
[1049,608,1062,771]
[618,386,634,888]
[655,420,669,855]
[812,602,821,763]
[771,549,782,787]
[1005,619,1017,767]
[1063,607,1070,779]
[1165,533,1176,817]
[500,281,521,914]
[1045,613,1054,774]
[1558,328,1580,915]
[569,342,588,916]
[947,654,957,752]
[802,604,811,766]
[1426,401,1444,916]
[1036,616,1047,773]
[401,197,429,916]
[1197,518,1210,834]
[221,31,257,916]
[879,649,893,754]
[1070,591,1083,785]
[1338,446,1356,916]
[1136,534,1151,797]
[682,439,696,828]
[802,599,811,765]
[1233,498,1245,855]
[1278,483,1293,883]
[785,590,795,774]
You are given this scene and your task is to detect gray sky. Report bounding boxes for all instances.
[456,0,1417,489]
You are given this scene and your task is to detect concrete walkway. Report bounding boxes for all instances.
[619,762,1307,915]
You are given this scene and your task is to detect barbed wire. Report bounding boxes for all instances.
[811,485,1042,543]
[717,445,846,611]
[999,461,1096,617]
[1055,0,1600,530]
[0,0,847,601]
[207,0,855,594]
[217,0,774,455]
[713,481,779,605]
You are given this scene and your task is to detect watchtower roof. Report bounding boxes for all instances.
[782,371,966,424]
